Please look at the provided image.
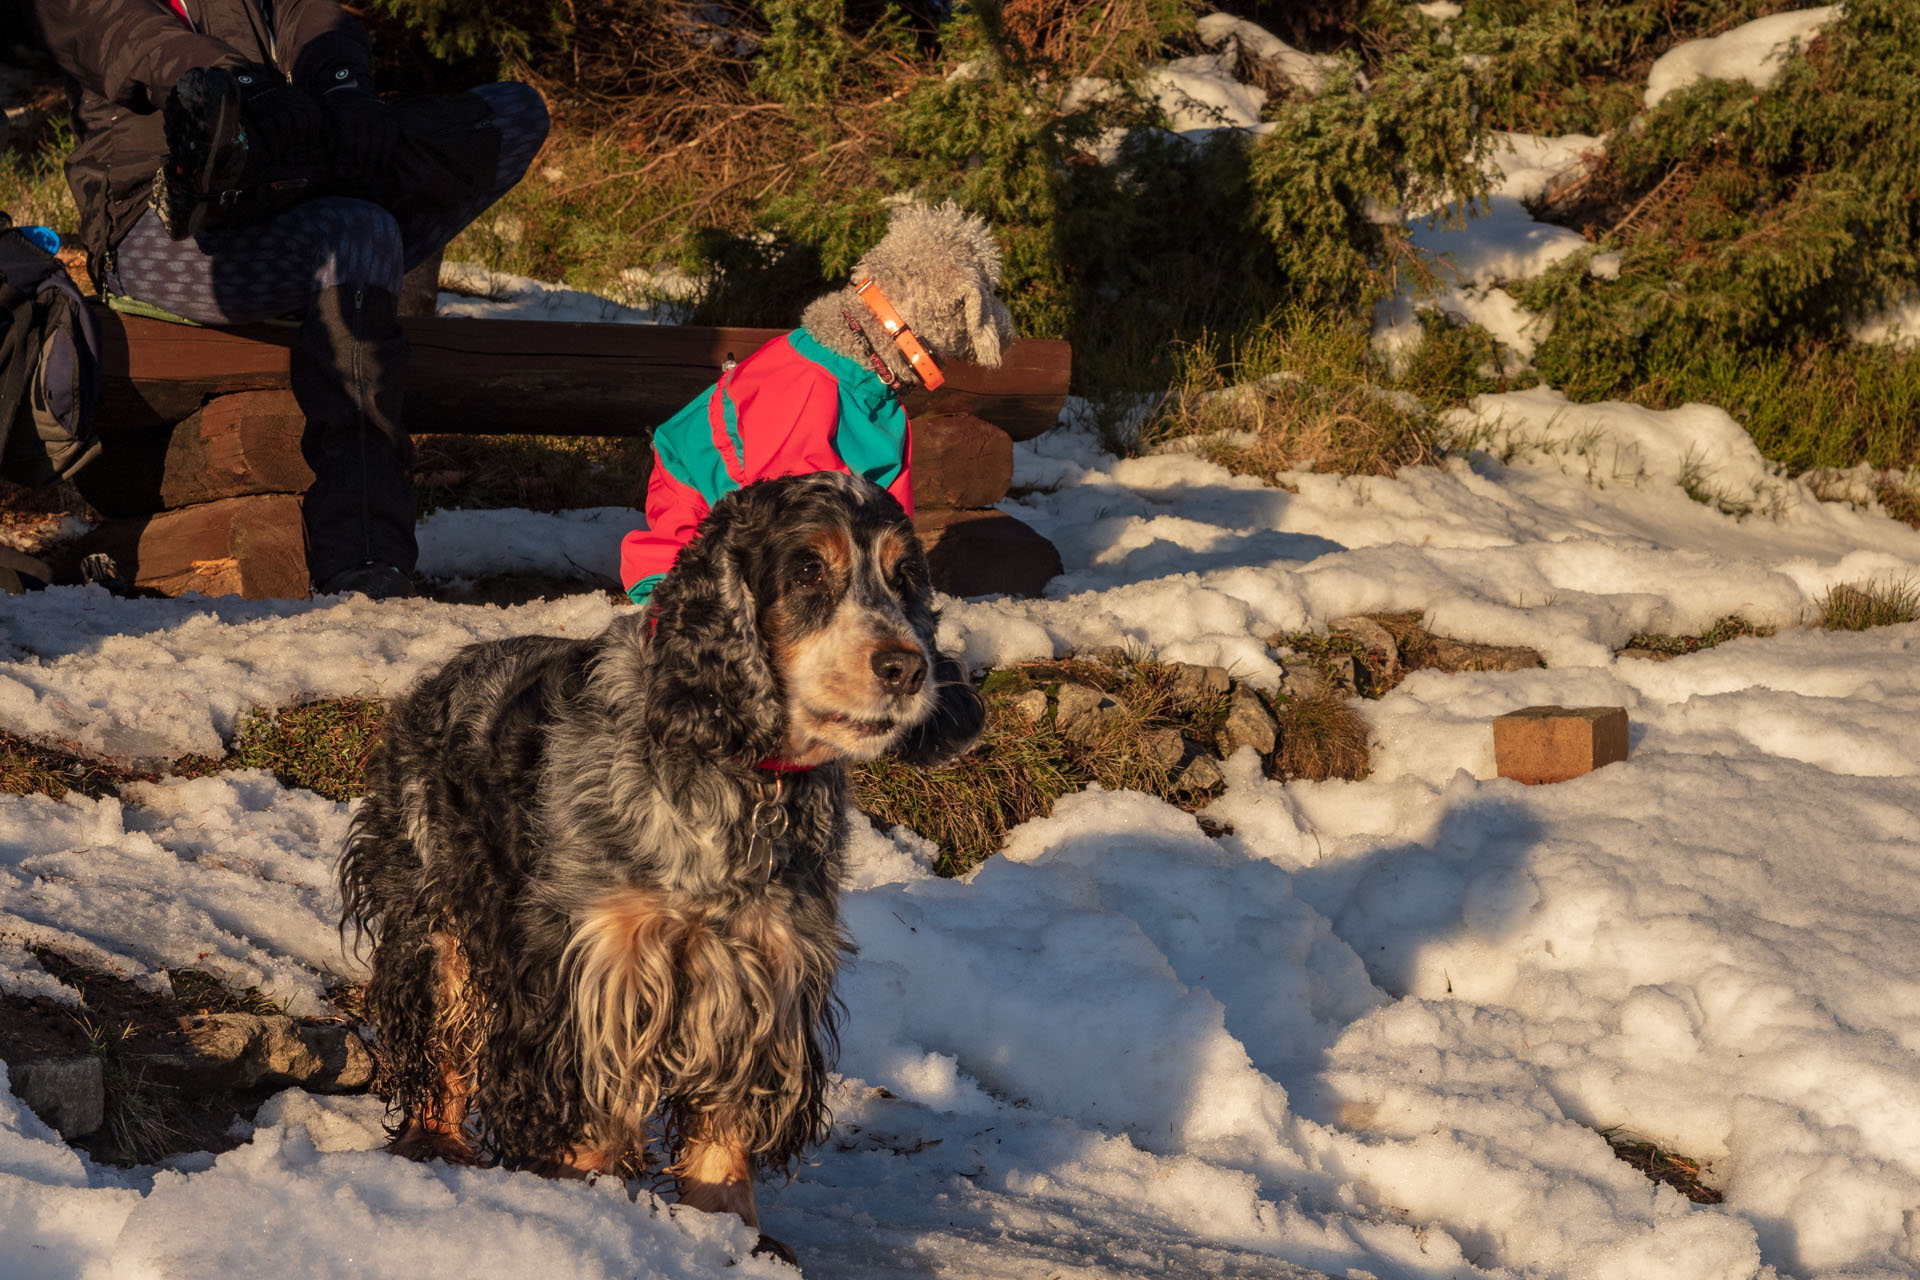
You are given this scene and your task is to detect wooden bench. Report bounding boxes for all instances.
[71,310,1070,600]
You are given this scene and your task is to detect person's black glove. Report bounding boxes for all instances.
[323,81,401,182]
[231,67,325,160]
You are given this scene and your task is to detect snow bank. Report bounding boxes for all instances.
[947,395,1920,676]
[1645,7,1841,109]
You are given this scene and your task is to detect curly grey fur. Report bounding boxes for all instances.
[339,473,985,1182]
[798,199,1016,384]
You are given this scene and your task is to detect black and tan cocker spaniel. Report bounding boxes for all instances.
[339,471,982,1256]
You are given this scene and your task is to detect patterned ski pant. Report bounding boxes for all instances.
[110,81,549,323]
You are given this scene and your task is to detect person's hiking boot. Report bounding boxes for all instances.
[153,66,321,240]
[292,284,419,590]
[315,562,418,600]
[153,66,251,240]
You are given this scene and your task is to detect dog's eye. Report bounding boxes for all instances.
[792,555,826,589]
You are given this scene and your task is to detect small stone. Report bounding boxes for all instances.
[1280,665,1332,700]
[1169,662,1231,701]
[1219,686,1278,756]
[1493,705,1630,785]
[9,1056,105,1138]
[1331,616,1401,678]
[181,1013,375,1093]
[1614,648,1672,663]
[1173,753,1226,793]
[1422,636,1546,673]
[1140,728,1186,768]
[1054,682,1126,742]
[1012,689,1049,721]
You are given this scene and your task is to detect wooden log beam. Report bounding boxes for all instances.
[75,390,314,518]
[96,310,1071,441]
[71,494,311,600]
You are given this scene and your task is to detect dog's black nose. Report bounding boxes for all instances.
[871,648,927,695]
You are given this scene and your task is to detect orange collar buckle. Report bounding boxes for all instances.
[854,277,945,391]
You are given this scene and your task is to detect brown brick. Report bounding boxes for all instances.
[1493,705,1629,785]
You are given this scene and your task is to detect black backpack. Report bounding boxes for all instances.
[0,212,102,486]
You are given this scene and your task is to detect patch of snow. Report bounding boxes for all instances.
[1644,6,1841,109]
[1370,132,1602,370]
[436,262,683,324]
[1195,14,1343,95]
[1849,288,1920,350]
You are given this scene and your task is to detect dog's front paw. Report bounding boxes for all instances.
[751,1234,800,1268]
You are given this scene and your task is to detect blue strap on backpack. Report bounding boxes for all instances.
[0,215,104,486]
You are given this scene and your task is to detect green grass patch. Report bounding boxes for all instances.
[176,700,386,801]
[1624,616,1774,656]
[0,119,81,239]
[1818,578,1920,631]
[1625,343,1920,474]
[1135,309,1503,479]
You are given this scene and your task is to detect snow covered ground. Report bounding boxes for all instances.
[4,348,1920,1277]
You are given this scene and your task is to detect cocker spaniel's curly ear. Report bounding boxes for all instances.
[640,509,785,763]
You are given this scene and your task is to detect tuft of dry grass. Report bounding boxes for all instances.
[1817,578,1920,632]
[0,732,147,801]
[1138,313,1447,479]
[1274,692,1371,783]
[1599,1127,1723,1205]
[853,656,1231,878]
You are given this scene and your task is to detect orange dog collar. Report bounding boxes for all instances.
[854,277,945,391]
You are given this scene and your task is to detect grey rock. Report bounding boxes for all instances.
[1220,686,1278,756]
[1168,662,1231,701]
[1280,665,1332,701]
[1331,616,1401,678]
[9,1056,105,1138]
[1140,727,1187,768]
[1055,682,1126,742]
[1422,635,1546,673]
[181,1014,374,1094]
[1173,753,1226,793]
[1326,653,1359,694]
[1012,689,1050,721]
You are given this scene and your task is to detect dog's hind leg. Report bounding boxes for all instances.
[389,930,484,1165]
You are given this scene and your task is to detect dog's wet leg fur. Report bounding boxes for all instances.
[672,1114,760,1227]
[388,931,485,1164]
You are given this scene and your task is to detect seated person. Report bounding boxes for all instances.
[33,0,550,597]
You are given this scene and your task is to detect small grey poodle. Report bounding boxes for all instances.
[800,198,1016,384]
